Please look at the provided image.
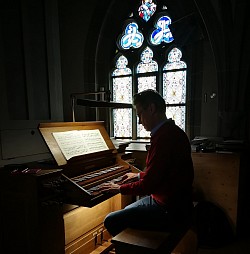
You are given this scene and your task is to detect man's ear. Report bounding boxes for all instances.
[149,103,156,114]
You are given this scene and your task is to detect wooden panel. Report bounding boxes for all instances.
[0,121,54,166]
[64,193,132,253]
[64,199,112,245]
[1,128,48,159]
[192,152,240,231]
[65,224,112,254]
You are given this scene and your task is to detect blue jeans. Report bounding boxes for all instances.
[104,196,174,236]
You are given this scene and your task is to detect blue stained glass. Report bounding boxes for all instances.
[163,48,186,70]
[150,16,174,45]
[112,55,132,76]
[112,10,187,137]
[120,22,144,50]
[137,47,158,73]
[138,0,157,22]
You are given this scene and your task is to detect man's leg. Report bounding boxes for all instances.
[104,196,171,236]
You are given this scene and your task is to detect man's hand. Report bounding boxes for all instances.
[121,172,138,184]
[98,172,138,194]
[98,182,120,194]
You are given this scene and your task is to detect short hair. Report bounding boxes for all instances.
[133,89,166,113]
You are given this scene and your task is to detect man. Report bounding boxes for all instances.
[100,89,194,236]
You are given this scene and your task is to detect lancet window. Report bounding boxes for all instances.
[111,1,187,139]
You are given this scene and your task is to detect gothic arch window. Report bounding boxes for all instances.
[163,47,187,130]
[136,46,158,138]
[111,0,188,139]
[111,55,133,137]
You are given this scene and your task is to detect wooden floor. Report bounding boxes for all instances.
[197,234,250,254]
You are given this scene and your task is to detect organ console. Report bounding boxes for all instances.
[39,121,135,208]
[0,121,138,254]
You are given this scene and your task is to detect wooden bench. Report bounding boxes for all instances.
[111,227,197,254]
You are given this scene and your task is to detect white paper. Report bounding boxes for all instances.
[52,129,108,160]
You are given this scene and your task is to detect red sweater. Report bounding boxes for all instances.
[120,120,194,211]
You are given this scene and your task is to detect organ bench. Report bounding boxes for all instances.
[111,227,197,254]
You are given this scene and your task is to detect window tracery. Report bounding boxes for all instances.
[111,2,187,138]
[138,0,157,22]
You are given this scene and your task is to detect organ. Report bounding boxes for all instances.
[0,121,138,254]
[39,121,134,208]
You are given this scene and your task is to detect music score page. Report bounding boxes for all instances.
[52,129,108,160]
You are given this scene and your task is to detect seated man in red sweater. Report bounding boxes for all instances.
[100,89,194,236]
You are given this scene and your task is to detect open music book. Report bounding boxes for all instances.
[52,129,109,160]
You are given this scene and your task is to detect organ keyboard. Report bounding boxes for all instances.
[66,164,128,195]
[61,161,132,207]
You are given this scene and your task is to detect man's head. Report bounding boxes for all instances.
[133,89,166,131]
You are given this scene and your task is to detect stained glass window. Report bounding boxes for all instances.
[118,22,144,50]
[163,48,187,130]
[111,4,188,139]
[138,0,157,22]
[150,16,174,45]
[136,47,158,137]
[112,55,132,137]
[137,47,158,73]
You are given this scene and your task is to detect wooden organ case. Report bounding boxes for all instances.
[0,122,137,254]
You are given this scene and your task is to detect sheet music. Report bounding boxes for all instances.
[52,129,108,160]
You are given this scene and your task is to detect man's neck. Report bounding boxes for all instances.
[151,116,168,136]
